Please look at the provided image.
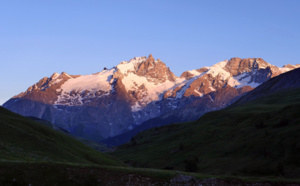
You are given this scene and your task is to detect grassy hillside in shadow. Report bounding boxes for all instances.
[2,68,300,184]
[112,88,300,178]
[0,106,122,166]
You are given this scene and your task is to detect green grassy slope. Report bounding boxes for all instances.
[27,116,109,152]
[111,88,300,178]
[0,106,122,166]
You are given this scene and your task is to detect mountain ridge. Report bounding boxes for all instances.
[3,55,300,142]
[232,68,300,106]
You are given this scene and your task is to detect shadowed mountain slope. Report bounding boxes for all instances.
[0,106,122,166]
[233,68,300,106]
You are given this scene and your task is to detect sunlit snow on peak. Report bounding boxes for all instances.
[61,69,115,93]
[55,69,115,106]
[128,56,147,63]
[50,72,60,79]
[206,60,230,79]
[117,56,146,74]
[188,70,202,76]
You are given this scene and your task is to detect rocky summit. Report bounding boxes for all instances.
[3,55,300,142]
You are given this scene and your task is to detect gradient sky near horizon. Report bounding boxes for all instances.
[1,0,300,105]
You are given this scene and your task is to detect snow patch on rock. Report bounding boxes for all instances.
[131,102,142,112]
[55,68,115,105]
[175,72,207,98]
[227,72,260,88]
[117,56,147,74]
[123,72,185,110]
[194,89,203,97]
[60,69,114,94]
[188,70,202,76]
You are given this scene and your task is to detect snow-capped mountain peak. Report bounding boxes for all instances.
[117,56,147,74]
[4,56,299,141]
[50,72,60,79]
[55,68,115,106]
[206,60,230,79]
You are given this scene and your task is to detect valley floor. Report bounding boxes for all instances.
[1,161,300,186]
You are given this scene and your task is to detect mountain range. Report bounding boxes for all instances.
[3,54,300,143]
[1,57,300,184]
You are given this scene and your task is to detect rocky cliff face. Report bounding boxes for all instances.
[3,55,299,142]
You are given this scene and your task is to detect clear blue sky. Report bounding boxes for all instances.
[1,0,300,105]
